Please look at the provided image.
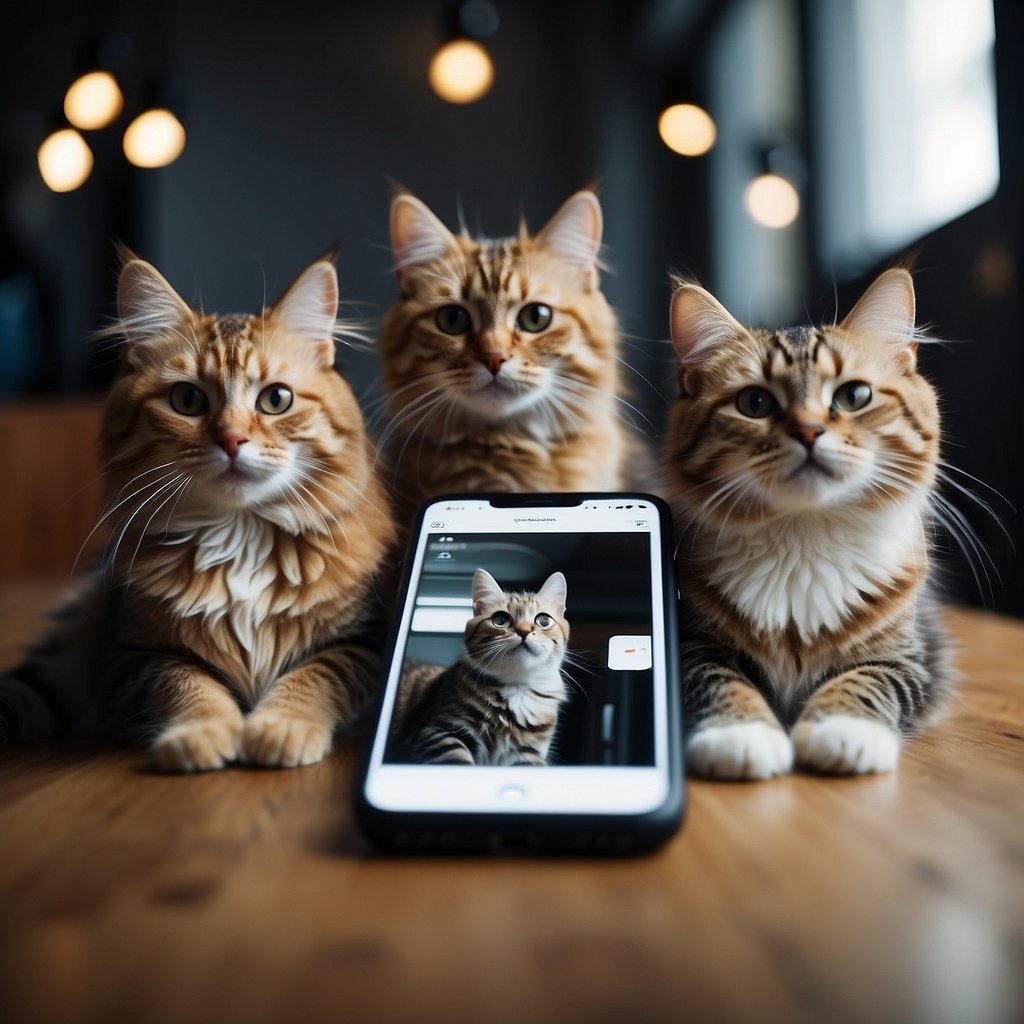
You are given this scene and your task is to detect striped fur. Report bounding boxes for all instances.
[665,269,952,779]
[378,190,646,527]
[0,256,396,771]
[390,570,569,765]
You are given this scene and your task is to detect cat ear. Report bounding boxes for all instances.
[537,572,567,618]
[271,259,339,367]
[472,569,505,616]
[841,267,918,368]
[117,257,193,347]
[536,191,603,291]
[390,193,458,284]
[670,282,746,365]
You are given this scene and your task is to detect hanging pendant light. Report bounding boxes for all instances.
[429,2,500,105]
[123,80,186,168]
[64,70,123,131]
[38,124,94,193]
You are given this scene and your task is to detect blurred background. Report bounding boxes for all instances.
[0,0,1019,614]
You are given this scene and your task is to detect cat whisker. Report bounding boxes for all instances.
[105,462,180,505]
[292,468,385,553]
[376,376,459,452]
[927,491,1000,605]
[74,462,179,573]
[698,470,763,519]
[934,464,1014,549]
[937,459,1013,506]
[555,373,657,432]
[292,455,393,524]
[76,466,181,572]
[711,479,765,555]
[332,315,377,351]
[286,477,340,545]
[104,473,188,581]
[161,475,194,542]
[389,391,460,485]
[125,474,192,582]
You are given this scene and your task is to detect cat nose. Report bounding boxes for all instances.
[789,423,824,449]
[219,432,249,459]
[515,624,531,638]
[482,352,509,376]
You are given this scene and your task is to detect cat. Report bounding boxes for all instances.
[0,252,396,771]
[665,267,952,779]
[377,189,644,525]
[389,568,569,765]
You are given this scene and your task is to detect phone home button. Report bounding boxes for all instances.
[498,784,527,802]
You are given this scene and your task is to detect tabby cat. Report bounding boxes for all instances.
[378,189,639,524]
[0,254,396,771]
[390,569,569,765]
[665,268,952,778]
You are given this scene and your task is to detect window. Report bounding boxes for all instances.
[811,0,999,273]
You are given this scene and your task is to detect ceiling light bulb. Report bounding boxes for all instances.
[37,128,94,192]
[744,173,800,228]
[658,103,716,157]
[429,38,494,104]
[64,70,123,130]
[123,108,186,168]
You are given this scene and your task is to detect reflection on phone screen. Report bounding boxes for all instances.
[385,532,656,767]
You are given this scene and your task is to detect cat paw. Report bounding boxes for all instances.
[241,712,332,768]
[792,716,899,775]
[686,721,793,780]
[150,719,242,773]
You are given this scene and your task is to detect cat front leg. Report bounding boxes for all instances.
[790,664,920,774]
[241,642,378,768]
[511,749,547,767]
[423,738,476,764]
[684,661,792,780]
[145,664,244,773]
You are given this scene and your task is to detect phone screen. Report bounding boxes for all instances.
[361,495,680,823]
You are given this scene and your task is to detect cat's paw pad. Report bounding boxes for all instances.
[150,719,241,773]
[687,721,793,780]
[241,712,332,768]
[792,716,899,775]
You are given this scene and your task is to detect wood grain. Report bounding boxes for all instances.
[0,592,1021,1024]
[0,401,105,576]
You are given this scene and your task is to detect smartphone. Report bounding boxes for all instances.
[356,493,684,855]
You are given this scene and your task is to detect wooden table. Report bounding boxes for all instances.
[1,580,1021,1024]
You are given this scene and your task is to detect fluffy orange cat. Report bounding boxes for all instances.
[377,190,645,524]
[0,254,396,771]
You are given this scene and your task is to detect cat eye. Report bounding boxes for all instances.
[516,303,553,333]
[490,611,513,628]
[534,613,554,628]
[436,305,471,335]
[735,387,777,419]
[256,384,294,415]
[832,381,873,412]
[168,382,209,417]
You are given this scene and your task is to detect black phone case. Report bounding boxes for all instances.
[354,492,685,856]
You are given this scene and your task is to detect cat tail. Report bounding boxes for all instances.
[0,574,111,746]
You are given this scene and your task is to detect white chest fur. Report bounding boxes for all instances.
[705,497,927,644]
[500,672,565,727]
[166,512,294,694]
[191,513,279,605]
